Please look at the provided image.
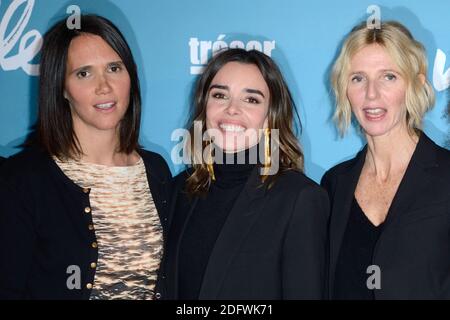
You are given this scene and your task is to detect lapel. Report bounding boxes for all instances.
[328,132,439,297]
[138,150,168,228]
[170,192,199,298]
[328,147,366,296]
[373,132,439,251]
[198,166,267,299]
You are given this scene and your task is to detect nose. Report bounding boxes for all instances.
[366,79,379,100]
[95,74,112,95]
[225,98,241,116]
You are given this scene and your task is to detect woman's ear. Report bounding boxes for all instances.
[418,73,426,85]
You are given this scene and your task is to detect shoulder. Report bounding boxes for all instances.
[269,170,330,224]
[138,149,172,182]
[320,147,366,189]
[270,169,327,200]
[414,133,450,183]
[323,155,360,181]
[427,139,450,185]
[434,142,450,171]
[172,168,193,190]
[0,147,52,184]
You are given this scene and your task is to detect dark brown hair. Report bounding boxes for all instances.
[186,48,304,195]
[37,14,141,158]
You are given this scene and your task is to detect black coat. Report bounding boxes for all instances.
[0,147,172,299]
[157,167,330,300]
[321,132,450,299]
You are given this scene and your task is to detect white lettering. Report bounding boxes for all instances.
[366,5,381,29]
[433,49,450,92]
[0,0,42,75]
[189,35,276,75]
[66,5,81,30]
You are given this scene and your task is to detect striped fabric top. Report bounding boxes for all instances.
[54,156,164,300]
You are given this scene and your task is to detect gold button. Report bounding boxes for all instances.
[86,283,93,289]
[90,262,97,269]
[88,224,94,231]
[83,188,89,194]
[84,207,91,214]
[91,242,98,248]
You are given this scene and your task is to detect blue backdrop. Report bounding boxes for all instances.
[1,0,449,182]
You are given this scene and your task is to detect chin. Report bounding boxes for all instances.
[214,141,244,153]
[361,124,397,138]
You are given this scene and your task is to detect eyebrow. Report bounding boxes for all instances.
[349,68,400,74]
[209,84,265,98]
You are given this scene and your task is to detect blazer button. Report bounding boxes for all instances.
[84,207,91,214]
[154,292,161,299]
[90,262,97,269]
[86,283,93,289]
[91,242,98,248]
[162,200,167,205]
[83,188,90,194]
[88,224,94,231]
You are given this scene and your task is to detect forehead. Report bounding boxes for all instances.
[211,62,268,90]
[349,43,398,71]
[67,34,121,67]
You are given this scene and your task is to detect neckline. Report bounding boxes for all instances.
[352,197,384,229]
[54,155,143,169]
[212,145,259,188]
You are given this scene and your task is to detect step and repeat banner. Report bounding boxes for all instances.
[0,0,449,182]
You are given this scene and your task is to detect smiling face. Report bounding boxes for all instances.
[64,34,131,138]
[205,61,270,152]
[346,43,408,138]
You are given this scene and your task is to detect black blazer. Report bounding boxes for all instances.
[0,147,172,299]
[157,166,329,300]
[0,157,5,166]
[321,132,450,299]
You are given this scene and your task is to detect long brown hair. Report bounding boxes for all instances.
[185,49,303,196]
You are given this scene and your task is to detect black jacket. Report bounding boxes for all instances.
[157,167,330,300]
[0,147,172,299]
[321,132,450,299]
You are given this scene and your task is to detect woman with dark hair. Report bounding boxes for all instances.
[323,21,450,299]
[157,48,329,300]
[0,15,171,299]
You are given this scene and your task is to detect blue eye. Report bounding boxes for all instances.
[385,73,397,81]
[351,75,363,83]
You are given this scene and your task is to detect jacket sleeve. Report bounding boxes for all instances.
[282,184,330,299]
[0,177,36,299]
[282,185,329,299]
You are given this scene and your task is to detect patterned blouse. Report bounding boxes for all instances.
[54,156,164,300]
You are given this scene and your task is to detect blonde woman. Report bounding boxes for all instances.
[322,21,450,299]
